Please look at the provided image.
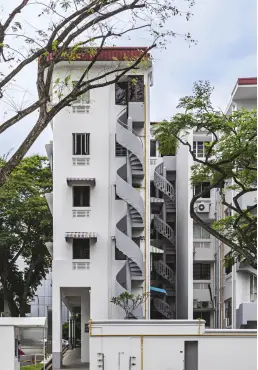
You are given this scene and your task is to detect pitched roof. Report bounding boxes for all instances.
[46,47,151,62]
[237,77,257,86]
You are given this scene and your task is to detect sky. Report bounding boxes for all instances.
[0,0,257,157]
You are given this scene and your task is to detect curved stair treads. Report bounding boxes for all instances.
[153,298,174,319]
[116,169,144,220]
[115,110,145,317]
[116,118,143,165]
[116,217,143,277]
[116,262,128,291]
[154,162,175,205]
[154,215,175,245]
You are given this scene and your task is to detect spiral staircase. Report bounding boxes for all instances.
[152,162,176,319]
[115,109,145,317]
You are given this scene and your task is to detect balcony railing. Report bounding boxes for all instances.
[72,261,90,270]
[72,157,90,166]
[72,209,91,218]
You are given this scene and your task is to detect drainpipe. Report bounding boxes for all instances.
[68,311,72,349]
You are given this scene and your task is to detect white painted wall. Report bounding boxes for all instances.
[51,62,151,360]
[90,320,257,370]
[0,326,17,370]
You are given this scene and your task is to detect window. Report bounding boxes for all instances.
[193,141,205,158]
[194,182,210,198]
[128,76,144,102]
[193,224,210,239]
[72,81,90,105]
[225,298,232,326]
[250,276,257,302]
[225,252,232,275]
[193,263,211,280]
[72,133,90,155]
[115,135,127,156]
[115,82,128,105]
[115,244,126,260]
[73,239,90,259]
[150,140,157,157]
[114,185,122,200]
[73,186,90,207]
[193,311,210,327]
[150,182,156,197]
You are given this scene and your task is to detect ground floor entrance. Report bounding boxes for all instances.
[62,348,89,369]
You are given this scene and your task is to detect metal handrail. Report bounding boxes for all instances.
[153,298,174,319]
[153,260,174,284]
[154,215,175,245]
[154,163,175,203]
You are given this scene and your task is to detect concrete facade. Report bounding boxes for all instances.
[46,50,152,368]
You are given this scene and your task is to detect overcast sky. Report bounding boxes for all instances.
[0,0,256,157]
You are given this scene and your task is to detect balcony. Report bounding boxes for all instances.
[72,260,90,270]
[193,282,212,303]
[193,241,214,262]
[72,157,90,166]
[72,208,91,218]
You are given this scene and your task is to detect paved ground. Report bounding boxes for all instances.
[62,348,89,369]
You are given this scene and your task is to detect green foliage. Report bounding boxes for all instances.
[111,292,150,319]
[0,155,52,316]
[22,365,43,370]
[156,81,257,267]
[153,121,179,156]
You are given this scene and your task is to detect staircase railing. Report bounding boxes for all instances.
[115,109,145,304]
[153,298,174,319]
[154,215,175,245]
[154,163,175,204]
[117,115,143,147]
[153,260,174,285]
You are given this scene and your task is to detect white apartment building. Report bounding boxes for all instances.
[216,77,257,329]
[45,47,152,368]
[149,77,257,329]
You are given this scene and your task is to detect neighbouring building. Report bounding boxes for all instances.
[45,47,152,368]
[215,77,257,329]
[149,77,257,328]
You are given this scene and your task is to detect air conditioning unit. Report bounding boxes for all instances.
[193,299,198,308]
[201,301,213,309]
[197,202,210,213]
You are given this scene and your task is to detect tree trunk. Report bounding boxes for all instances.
[1,278,20,316]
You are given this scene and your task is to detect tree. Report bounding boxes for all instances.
[154,81,257,268]
[0,0,195,187]
[0,155,52,316]
[111,291,149,318]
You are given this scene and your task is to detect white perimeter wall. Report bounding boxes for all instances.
[0,326,17,370]
[89,320,257,370]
